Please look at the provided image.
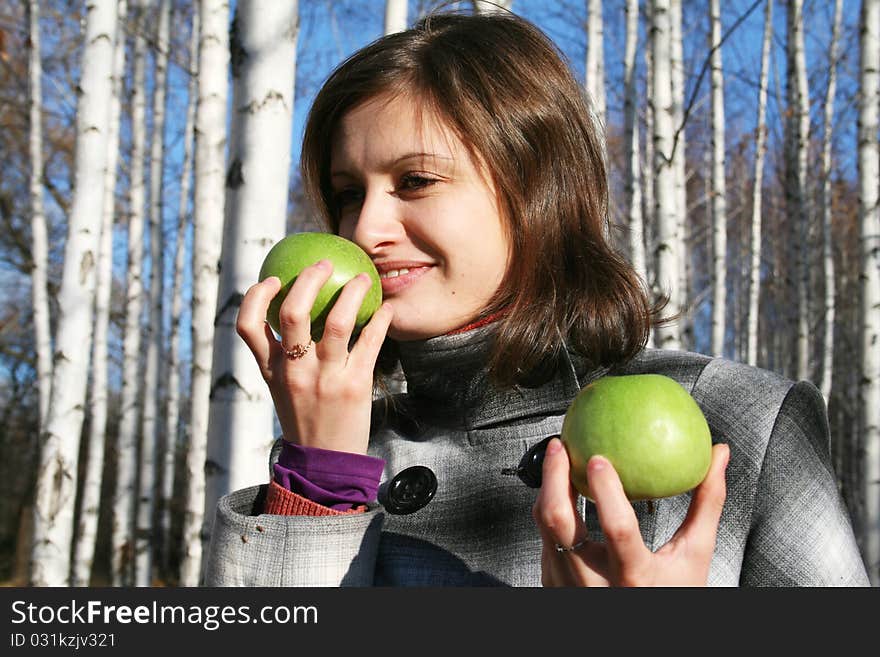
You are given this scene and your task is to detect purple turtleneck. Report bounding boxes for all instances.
[272,442,384,511]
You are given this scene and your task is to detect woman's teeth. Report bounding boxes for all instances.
[380,268,410,279]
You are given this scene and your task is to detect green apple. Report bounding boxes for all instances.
[258,232,382,341]
[560,374,712,501]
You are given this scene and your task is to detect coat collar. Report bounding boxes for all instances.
[394,323,608,431]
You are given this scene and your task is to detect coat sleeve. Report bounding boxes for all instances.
[203,485,384,586]
[739,381,869,586]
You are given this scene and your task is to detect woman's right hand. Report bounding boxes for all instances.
[236,259,394,455]
[532,438,729,586]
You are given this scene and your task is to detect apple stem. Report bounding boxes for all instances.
[647,500,655,514]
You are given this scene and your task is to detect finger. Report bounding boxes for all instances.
[316,272,374,362]
[671,443,730,556]
[277,260,333,356]
[532,438,587,551]
[587,455,649,570]
[540,540,556,586]
[237,277,283,371]
[348,301,394,368]
[540,536,570,587]
[537,510,608,586]
[553,531,611,586]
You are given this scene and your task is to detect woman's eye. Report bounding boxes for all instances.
[332,188,364,209]
[398,174,437,191]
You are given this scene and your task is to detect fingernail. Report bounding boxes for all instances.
[588,455,607,472]
[358,272,370,282]
[316,259,331,269]
[546,438,562,455]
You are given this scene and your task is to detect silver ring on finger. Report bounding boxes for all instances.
[555,538,588,553]
[281,338,312,360]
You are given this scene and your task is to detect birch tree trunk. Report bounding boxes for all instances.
[112,0,148,586]
[858,0,880,587]
[623,0,645,286]
[30,0,118,587]
[162,0,200,582]
[385,0,407,34]
[202,0,298,564]
[650,0,681,350]
[786,0,811,381]
[709,0,727,358]
[670,0,689,348]
[135,0,172,588]
[819,0,843,405]
[178,0,230,587]
[28,0,52,431]
[472,1,512,14]
[586,0,606,132]
[71,0,128,588]
[747,0,772,368]
[643,0,656,335]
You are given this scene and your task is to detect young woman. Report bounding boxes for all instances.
[205,10,868,586]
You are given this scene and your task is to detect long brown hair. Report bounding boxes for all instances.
[301,8,664,388]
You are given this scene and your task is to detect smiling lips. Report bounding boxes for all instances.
[374,262,433,295]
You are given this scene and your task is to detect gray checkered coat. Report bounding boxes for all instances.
[204,327,869,586]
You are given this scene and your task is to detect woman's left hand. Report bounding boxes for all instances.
[532,438,730,586]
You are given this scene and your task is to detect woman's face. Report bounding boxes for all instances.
[330,93,510,341]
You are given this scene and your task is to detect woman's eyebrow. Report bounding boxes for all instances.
[331,152,455,179]
[391,151,455,166]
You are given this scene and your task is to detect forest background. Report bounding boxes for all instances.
[1,0,878,587]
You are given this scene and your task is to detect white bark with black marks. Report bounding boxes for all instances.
[858,0,880,586]
[650,0,681,350]
[72,0,128,589]
[670,0,688,348]
[785,0,811,380]
[746,0,772,368]
[820,0,843,405]
[162,0,200,583]
[709,0,727,358]
[642,0,655,326]
[586,0,606,131]
[28,0,52,431]
[30,0,118,587]
[179,0,230,587]
[112,0,148,587]
[623,0,646,288]
[135,0,172,588]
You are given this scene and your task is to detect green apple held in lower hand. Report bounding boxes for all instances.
[561,374,712,501]
[259,232,382,341]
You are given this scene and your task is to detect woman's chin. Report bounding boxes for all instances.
[386,326,436,342]
[386,317,448,342]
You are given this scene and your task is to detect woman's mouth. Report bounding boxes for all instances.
[377,265,433,295]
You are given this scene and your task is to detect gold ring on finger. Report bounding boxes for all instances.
[281,339,312,360]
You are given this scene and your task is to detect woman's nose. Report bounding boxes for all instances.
[350,189,402,252]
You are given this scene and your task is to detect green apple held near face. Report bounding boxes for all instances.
[258,232,383,341]
[561,374,713,501]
